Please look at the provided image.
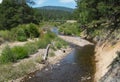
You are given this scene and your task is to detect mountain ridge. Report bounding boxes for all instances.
[36,6,74,12]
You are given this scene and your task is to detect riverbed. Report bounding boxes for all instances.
[22,44,95,82]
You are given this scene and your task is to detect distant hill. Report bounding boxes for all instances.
[37,6,74,12]
[34,6,74,21]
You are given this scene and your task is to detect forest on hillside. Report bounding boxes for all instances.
[0,0,73,30]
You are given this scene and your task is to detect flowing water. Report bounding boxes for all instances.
[23,44,95,82]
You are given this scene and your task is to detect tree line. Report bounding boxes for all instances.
[0,0,73,30]
[0,0,38,30]
[75,0,120,38]
[75,0,120,27]
[34,8,73,21]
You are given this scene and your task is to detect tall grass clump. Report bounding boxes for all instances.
[16,28,27,41]
[0,61,36,82]
[0,30,11,41]
[11,46,28,60]
[25,42,39,54]
[0,45,16,64]
[37,31,56,48]
[54,37,68,49]
[0,45,29,64]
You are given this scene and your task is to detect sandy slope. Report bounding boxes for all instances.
[95,41,120,82]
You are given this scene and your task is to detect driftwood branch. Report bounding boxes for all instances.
[42,44,51,61]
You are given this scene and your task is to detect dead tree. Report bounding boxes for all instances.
[42,44,51,61]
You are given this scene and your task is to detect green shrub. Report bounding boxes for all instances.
[59,23,80,36]
[11,46,28,60]
[16,28,27,41]
[0,45,29,64]
[10,27,27,41]
[37,39,49,48]
[37,32,56,48]
[0,45,16,64]
[10,28,18,41]
[0,30,11,41]
[54,37,68,49]
[10,23,40,41]
[25,42,38,54]
[0,44,38,64]
[55,41,62,49]
[24,23,40,38]
[42,31,56,42]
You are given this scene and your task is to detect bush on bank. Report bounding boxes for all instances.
[59,23,81,36]
[0,23,40,42]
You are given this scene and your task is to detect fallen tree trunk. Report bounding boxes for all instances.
[42,44,51,61]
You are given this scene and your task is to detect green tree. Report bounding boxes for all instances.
[0,0,38,30]
[76,0,120,26]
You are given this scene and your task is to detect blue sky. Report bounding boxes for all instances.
[0,0,76,8]
[32,0,76,8]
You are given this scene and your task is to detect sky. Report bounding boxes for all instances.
[32,0,76,8]
[0,0,76,8]
[0,0,2,3]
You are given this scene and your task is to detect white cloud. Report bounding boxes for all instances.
[35,0,46,5]
[0,0,2,3]
[59,0,75,3]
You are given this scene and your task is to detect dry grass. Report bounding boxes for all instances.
[0,60,36,82]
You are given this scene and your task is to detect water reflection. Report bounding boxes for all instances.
[51,27,58,35]
[74,45,95,81]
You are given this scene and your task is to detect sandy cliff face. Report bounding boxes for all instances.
[94,41,120,82]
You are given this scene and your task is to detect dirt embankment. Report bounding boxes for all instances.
[94,41,120,82]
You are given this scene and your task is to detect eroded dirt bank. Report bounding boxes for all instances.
[95,41,120,82]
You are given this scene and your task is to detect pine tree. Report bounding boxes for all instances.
[0,0,38,29]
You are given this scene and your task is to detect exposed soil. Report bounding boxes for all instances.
[95,41,120,82]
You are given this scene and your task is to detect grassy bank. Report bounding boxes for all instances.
[0,30,68,81]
